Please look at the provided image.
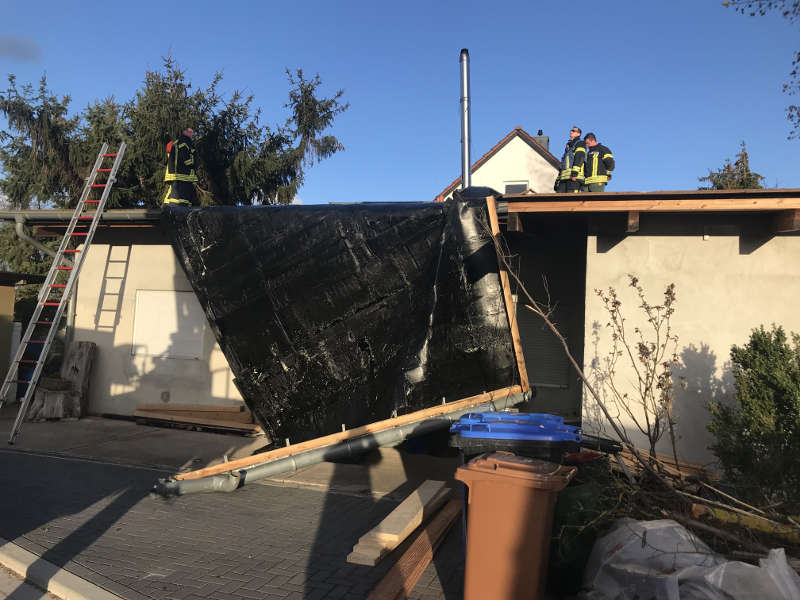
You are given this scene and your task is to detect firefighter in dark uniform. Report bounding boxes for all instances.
[162,127,198,206]
[555,125,586,193]
[581,133,615,192]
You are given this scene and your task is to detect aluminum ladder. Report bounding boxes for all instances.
[0,142,126,443]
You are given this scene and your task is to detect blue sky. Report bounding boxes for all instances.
[0,0,796,203]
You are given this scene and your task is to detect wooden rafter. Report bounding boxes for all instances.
[486,196,530,392]
[506,197,800,214]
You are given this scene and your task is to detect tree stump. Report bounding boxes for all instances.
[26,341,96,421]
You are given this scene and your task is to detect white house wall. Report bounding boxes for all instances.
[444,136,557,200]
[583,228,800,465]
[74,242,243,415]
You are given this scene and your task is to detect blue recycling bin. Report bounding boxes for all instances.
[449,412,582,463]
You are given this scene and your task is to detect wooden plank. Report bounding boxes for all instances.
[367,500,462,600]
[506,197,800,214]
[775,209,800,232]
[347,485,451,566]
[361,482,447,544]
[486,196,530,393]
[174,385,522,481]
[136,403,245,413]
[626,211,640,233]
[133,410,262,432]
[136,409,254,424]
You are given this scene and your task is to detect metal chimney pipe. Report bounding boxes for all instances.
[459,48,471,190]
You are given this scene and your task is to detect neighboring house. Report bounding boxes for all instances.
[2,187,799,466]
[434,126,560,202]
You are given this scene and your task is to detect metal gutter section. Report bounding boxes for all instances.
[152,391,526,497]
[460,49,471,190]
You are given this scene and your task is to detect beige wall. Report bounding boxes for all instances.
[73,238,242,415]
[0,286,15,379]
[583,221,800,465]
[443,136,557,201]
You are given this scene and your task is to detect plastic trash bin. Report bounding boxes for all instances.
[449,411,582,462]
[455,452,576,600]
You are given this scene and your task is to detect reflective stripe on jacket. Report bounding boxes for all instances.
[584,143,614,184]
[558,138,586,182]
[164,134,198,182]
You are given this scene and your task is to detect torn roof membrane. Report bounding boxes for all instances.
[163,201,517,443]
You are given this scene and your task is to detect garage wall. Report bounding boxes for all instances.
[73,230,242,415]
[583,215,800,464]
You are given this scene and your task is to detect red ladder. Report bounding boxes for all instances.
[0,142,127,443]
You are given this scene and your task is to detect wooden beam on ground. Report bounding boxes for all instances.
[486,196,530,393]
[367,500,461,600]
[348,483,450,566]
[136,408,254,424]
[133,410,262,432]
[626,211,640,233]
[506,197,800,214]
[136,403,245,413]
[775,209,800,232]
[174,385,522,481]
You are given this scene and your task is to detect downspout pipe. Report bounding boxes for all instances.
[14,215,76,345]
[460,48,471,190]
[14,215,72,266]
[153,391,527,497]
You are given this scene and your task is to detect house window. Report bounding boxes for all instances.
[504,181,529,194]
[132,290,207,359]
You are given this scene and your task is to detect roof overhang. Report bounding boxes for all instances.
[0,209,161,227]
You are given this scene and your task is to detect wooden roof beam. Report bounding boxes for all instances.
[506,197,800,214]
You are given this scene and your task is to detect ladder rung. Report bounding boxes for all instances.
[27,341,45,344]
[97,168,112,172]
[90,184,106,188]
[34,321,53,325]
[70,232,88,236]
[63,249,81,254]
[50,284,66,288]
[57,267,73,270]
[84,200,99,204]
[103,153,117,157]
[43,302,61,307]
[11,380,31,384]
[18,360,37,364]
[78,216,94,220]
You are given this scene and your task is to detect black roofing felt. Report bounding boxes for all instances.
[163,201,517,443]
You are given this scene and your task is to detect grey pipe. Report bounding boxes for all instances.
[460,48,471,190]
[153,391,526,497]
[14,216,72,266]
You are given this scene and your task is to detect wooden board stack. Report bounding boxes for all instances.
[347,480,450,566]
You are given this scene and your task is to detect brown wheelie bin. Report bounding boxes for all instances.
[455,452,576,599]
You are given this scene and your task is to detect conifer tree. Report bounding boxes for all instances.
[0,58,348,209]
[698,141,765,189]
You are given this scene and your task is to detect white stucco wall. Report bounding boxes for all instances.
[583,229,800,465]
[442,136,558,201]
[73,242,242,415]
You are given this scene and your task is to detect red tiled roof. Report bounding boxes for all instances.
[433,126,561,202]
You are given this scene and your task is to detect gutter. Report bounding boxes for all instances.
[153,390,527,497]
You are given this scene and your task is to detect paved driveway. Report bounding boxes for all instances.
[0,447,463,600]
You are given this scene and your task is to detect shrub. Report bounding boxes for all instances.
[707,325,800,509]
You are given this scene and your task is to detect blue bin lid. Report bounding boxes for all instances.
[450,411,582,443]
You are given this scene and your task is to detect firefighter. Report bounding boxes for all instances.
[554,125,586,193]
[162,127,198,206]
[581,133,615,192]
